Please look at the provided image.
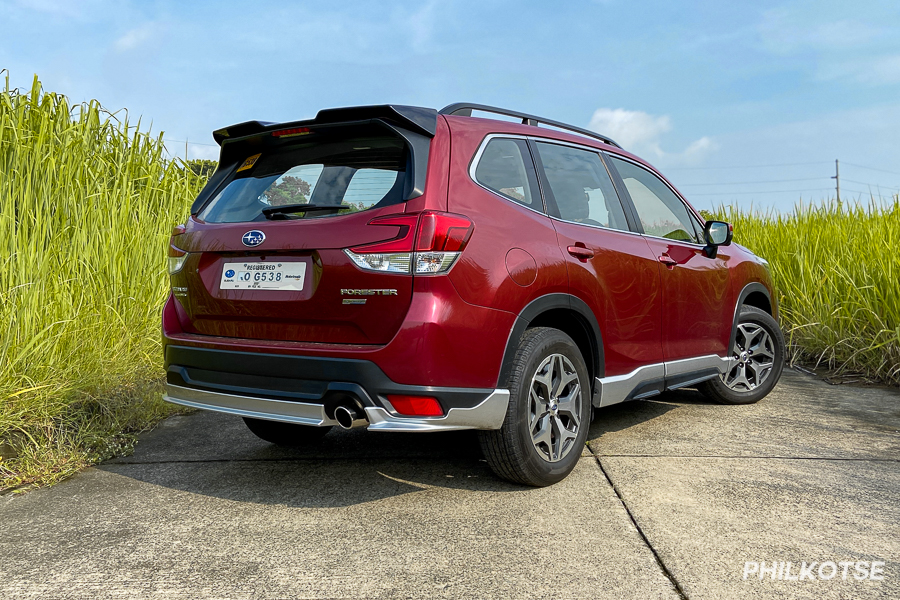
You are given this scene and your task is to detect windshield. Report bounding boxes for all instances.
[198,136,408,223]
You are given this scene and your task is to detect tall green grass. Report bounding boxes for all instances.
[0,74,204,490]
[714,198,900,383]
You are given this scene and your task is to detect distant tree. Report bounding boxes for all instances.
[262,175,312,206]
[185,159,218,179]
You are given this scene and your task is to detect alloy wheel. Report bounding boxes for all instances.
[722,322,776,392]
[528,353,582,462]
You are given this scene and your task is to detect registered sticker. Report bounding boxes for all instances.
[236,153,262,173]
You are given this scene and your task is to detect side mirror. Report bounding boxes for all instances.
[703,220,732,258]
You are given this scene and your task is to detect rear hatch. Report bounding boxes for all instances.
[169,112,436,345]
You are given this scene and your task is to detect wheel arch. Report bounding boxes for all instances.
[731,283,774,350]
[496,294,604,390]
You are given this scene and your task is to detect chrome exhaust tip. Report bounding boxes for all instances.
[334,404,368,430]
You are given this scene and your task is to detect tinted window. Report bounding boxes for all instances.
[474,138,539,208]
[198,137,406,223]
[535,142,630,232]
[609,156,700,243]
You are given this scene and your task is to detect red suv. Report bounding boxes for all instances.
[163,103,784,486]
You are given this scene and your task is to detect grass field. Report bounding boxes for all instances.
[712,198,900,384]
[0,75,204,491]
[1,76,897,492]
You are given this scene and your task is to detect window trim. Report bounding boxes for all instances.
[467,133,709,248]
[468,133,548,217]
[603,152,709,248]
[527,138,637,234]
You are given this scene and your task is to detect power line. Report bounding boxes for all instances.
[678,177,828,187]
[163,138,219,147]
[843,178,900,188]
[842,162,900,176]
[689,186,890,197]
[664,161,831,171]
[689,187,836,196]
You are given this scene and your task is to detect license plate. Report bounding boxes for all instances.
[220,261,307,291]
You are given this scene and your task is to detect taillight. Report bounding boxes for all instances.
[387,395,444,417]
[345,212,473,275]
[168,245,188,275]
[168,225,188,274]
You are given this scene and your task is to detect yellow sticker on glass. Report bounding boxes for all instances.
[237,153,261,172]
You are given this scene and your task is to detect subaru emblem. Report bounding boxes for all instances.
[241,230,265,247]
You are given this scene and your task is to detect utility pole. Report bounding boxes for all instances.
[832,159,840,202]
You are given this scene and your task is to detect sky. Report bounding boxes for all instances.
[1,0,899,212]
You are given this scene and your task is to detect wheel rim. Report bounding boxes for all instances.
[721,322,776,392]
[528,353,582,463]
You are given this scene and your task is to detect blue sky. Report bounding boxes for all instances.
[1,0,899,211]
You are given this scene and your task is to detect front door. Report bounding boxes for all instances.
[605,155,733,362]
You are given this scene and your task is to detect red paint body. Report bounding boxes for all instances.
[163,113,775,390]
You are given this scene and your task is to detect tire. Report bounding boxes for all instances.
[243,417,331,447]
[699,305,785,405]
[479,327,591,487]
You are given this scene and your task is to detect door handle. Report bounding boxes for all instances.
[567,245,594,261]
[658,253,677,268]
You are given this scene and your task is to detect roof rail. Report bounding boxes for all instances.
[439,103,621,148]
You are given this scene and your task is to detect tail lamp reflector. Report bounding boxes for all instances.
[387,395,444,417]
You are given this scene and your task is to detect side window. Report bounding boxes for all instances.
[534,142,630,232]
[609,156,700,243]
[474,138,539,209]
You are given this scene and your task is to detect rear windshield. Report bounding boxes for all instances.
[198,136,408,223]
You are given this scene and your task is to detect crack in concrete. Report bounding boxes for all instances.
[592,454,691,600]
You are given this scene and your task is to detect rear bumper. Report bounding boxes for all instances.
[163,345,509,432]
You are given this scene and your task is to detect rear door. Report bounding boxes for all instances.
[605,155,734,361]
[531,140,664,378]
[170,132,422,345]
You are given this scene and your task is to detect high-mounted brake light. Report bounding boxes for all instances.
[272,127,311,138]
[344,212,474,275]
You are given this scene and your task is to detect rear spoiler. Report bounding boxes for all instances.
[211,105,438,145]
[193,105,438,215]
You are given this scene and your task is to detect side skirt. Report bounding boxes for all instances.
[594,355,733,408]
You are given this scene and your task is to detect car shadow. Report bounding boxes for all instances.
[588,387,716,439]
[97,391,710,508]
[97,410,531,508]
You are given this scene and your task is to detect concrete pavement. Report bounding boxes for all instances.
[1,369,898,599]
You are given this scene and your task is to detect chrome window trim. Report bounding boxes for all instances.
[529,138,635,234]
[468,133,549,218]
[469,133,711,248]
[547,214,643,237]
[604,152,707,246]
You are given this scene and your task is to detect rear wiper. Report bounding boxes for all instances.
[261,204,351,218]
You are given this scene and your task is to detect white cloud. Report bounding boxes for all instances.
[681,136,716,161]
[588,108,715,165]
[114,23,157,52]
[588,108,671,152]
